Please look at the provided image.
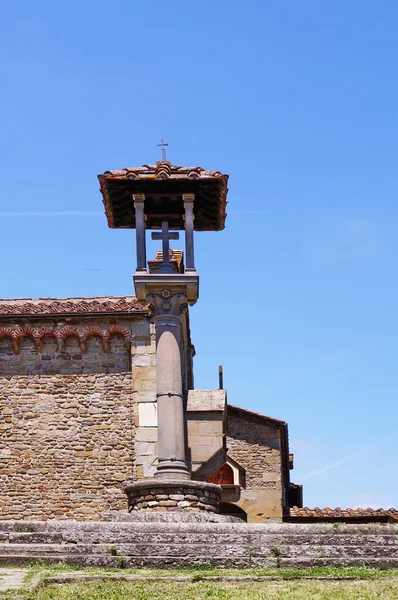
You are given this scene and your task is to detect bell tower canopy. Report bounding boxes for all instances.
[98,161,228,231]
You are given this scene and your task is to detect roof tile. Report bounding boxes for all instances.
[0,296,146,317]
[289,506,398,519]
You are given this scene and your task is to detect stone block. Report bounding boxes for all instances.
[187,389,226,412]
[138,403,157,427]
[135,427,158,442]
[262,472,279,482]
[136,442,156,457]
[197,420,223,435]
[143,462,157,478]
[132,355,152,367]
[135,391,156,403]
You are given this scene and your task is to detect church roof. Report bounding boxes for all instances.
[0,296,146,317]
[98,161,228,231]
[228,404,286,426]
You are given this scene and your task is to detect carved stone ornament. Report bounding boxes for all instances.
[147,290,188,317]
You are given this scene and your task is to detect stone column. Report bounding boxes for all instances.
[183,194,195,271]
[147,288,191,481]
[133,194,147,271]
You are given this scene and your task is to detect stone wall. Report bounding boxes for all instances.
[226,409,283,521]
[185,390,226,475]
[0,373,133,520]
[0,318,132,376]
[131,325,158,481]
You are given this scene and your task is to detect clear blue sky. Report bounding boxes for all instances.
[1,0,397,510]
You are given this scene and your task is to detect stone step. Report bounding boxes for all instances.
[0,543,397,559]
[280,557,398,570]
[0,554,278,568]
[1,521,397,536]
[8,533,64,544]
[0,553,397,569]
[60,531,398,546]
[49,522,398,536]
[3,530,398,548]
[0,519,398,535]
[0,521,396,569]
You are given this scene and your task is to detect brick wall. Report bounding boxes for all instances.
[226,409,283,520]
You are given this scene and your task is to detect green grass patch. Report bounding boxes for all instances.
[24,579,398,599]
[23,564,398,579]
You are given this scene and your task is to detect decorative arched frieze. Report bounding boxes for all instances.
[56,326,84,340]
[37,328,61,352]
[15,327,41,351]
[0,324,132,355]
[83,326,105,352]
[103,325,131,351]
[83,326,105,341]
[103,324,131,339]
[56,327,84,353]
[0,328,20,354]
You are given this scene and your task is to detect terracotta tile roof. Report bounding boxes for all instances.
[102,163,225,182]
[148,249,184,274]
[289,506,398,520]
[0,296,146,317]
[98,161,228,231]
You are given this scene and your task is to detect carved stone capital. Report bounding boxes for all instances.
[147,289,187,318]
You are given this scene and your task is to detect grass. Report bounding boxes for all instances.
[4,564,397,599]
[22,563,398,578]
[23,579,398,599]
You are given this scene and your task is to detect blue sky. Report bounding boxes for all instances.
[1,0,398,510]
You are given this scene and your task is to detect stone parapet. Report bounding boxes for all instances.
[125,480,221,513]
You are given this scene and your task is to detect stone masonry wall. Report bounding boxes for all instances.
[0,373,133,520]
[131,323,158,481]
[0,317,132,376]
[226,410,283,521]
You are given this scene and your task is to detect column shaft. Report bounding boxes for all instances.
[183,194,195,271]
[133,194,147,271]
[154,315,189,479]
[146,290,191,481]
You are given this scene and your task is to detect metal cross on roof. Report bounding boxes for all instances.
[151,221,179,271]
[157,139,169,161]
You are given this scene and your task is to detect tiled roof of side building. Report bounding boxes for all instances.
[0,296,147,316]
[227,404,286,426]
[289,507,398,519]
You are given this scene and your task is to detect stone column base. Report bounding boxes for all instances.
[124,480,221,514]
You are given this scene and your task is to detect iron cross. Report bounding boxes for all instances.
[152,221,179,264]
[157,139,169,161]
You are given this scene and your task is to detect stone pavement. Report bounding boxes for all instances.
[0,567,28,591]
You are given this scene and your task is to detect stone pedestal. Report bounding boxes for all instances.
[125,480,221,514]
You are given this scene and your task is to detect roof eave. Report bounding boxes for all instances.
[227,404,286,426]
[0,310,149,320]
